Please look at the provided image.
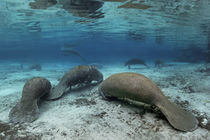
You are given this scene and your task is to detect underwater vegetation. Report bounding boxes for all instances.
[45,65,103,100]
[124,58,149,69]
[9,77,51,123]
[99,72,198,132]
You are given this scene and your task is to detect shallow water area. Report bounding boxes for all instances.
[1,0,210,139]
[0,61,210,139]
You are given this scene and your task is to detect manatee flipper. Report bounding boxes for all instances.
[9,101,39,123]
[156,98,198,132]
[46,84,67,100]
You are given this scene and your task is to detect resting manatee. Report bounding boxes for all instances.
[124,58,149,69]
[98,72,198,132]
[46,65,103,100]
[9,77,51,123]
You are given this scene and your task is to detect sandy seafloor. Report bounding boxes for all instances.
[0,61,210,140]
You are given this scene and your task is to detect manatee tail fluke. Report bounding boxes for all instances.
[156,98,198,132]
[45,85,67,100]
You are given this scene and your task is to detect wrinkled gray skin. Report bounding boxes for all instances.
[9,77,51,123]
[46,65,103,100]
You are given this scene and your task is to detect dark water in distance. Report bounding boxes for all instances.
[0,0,210,64]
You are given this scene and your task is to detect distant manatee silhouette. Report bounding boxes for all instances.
[124,58,149,69]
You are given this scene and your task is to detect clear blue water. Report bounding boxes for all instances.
[1,1,210,137]
[1,0,210,64]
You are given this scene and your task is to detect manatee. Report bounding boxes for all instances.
[61,49,86,62]
[9,77,51,123]
[29,64,42,71]
[46,65,103,100]
[124,58,149,69]
[98,72,198,132]
[154,59,165,67]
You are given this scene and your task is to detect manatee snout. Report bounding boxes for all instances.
[91,67,103,83]
[9,77,51,123]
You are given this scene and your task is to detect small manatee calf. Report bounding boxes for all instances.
[124,58,149,69]
[98,72,198,132]
[9,77,51,123]
[46,65,103,100]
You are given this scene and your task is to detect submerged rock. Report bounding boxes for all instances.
[99,72,198,132]
[45,65,103,100]
[9,77,51,123]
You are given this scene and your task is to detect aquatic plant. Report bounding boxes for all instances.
[9,77,51,123]
[45,65,103,100]
[99,72,198,132]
